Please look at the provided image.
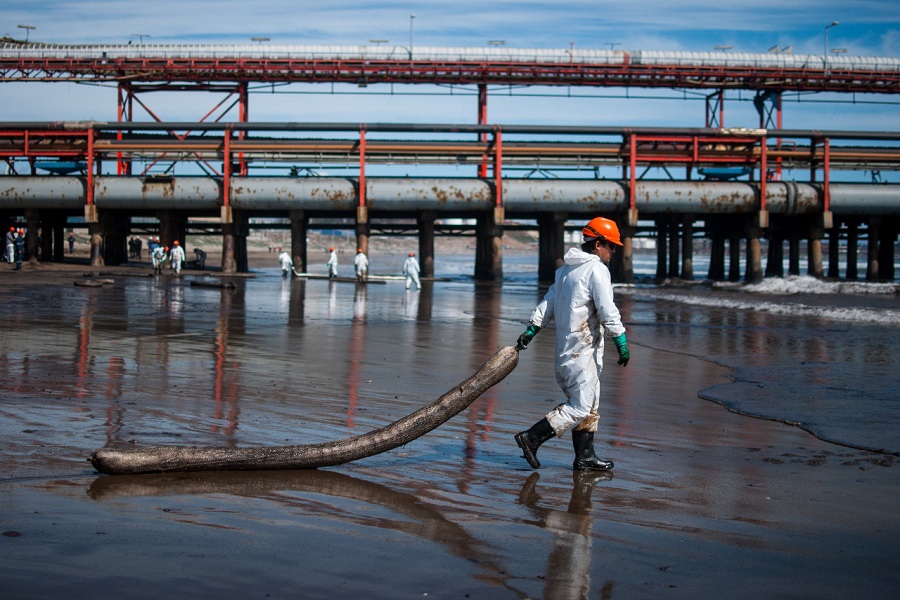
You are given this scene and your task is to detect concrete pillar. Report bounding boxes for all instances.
[418,210,435,279]
[221,224,236,274]
[706,217,725,281]
[745,222,763,283]
[537,212,566,282]
[876,219,896,281]
[620,219,635,284]
[474,208,503,281]
[808,222,824,279]
[668,217,679,278]
[827,222,840,279]
[788,234,800,276]
[355,206,370,258]
[846,220,859,280]
[866,217,880,281]
[25,209,40,265]
[656,219,668,280]
[766,234,784,278]
[89,220,104,267]
[728,234,741,282]
[680,216,693,280]
[101,210,129,266]
[290,209,308,273]
[158,210,187,249]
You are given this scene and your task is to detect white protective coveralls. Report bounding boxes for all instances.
[151,246,166,272]
[354,251,369,281]
[528,247,625,435]
[278,251,293,276]
[403,255,421,289]
[169,245,186,274]
[326,249,339,278]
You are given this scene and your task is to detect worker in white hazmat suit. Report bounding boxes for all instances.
[278,250,293,277]
[403,252,421,290]
[354,248,369,282]
[514,216,631,472]
[326,246,339,278]
[169,240,186,275]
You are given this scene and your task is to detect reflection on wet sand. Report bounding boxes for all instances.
[517,471,614,600]
[88,468,527,596]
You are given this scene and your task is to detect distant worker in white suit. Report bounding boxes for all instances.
[403,251,421,290]
[169,240,186,275]
[278,250,293,278]
[354,248,369,283]
[326,246,339,278]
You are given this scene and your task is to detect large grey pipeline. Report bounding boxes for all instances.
[90,346,519,475]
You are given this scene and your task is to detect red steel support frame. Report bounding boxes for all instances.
[493,128,502,207]
[478,84,488,178]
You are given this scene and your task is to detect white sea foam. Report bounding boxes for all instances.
[617,276,900,324]
[718,275,900,297]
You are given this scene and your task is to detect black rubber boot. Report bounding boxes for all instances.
[572,430,614,471]
[514,418,556,469]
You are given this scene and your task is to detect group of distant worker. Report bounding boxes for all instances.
[143,237,206,275]
[5,227,26,271]
[278,246,422,289]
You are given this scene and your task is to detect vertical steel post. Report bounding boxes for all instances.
[478,84,488,178]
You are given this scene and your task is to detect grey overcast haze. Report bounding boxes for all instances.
[2,1,900,132]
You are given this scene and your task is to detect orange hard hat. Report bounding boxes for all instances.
[174,240,180,245]
[408,252,415,256]
[582,217,623,246]
[8,227,13,232]
[357,248,362,253]
[329,247,334,251]
[18,228,24,234]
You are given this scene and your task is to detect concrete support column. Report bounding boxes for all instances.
[89,220,104,267]
[745,222,763,283]
[766,235,784,278]
[827,222,841,279]
[25,209,40,265]
[656,219,668,281]
[680,215,693,280]
[728,234,741,282]
[52,216,65,262]
[418,210,435,279]
[788,236,800,276]
[158,210,187,249]
[866,217,880,281]
[537,212,566,282]
[474,208,503,281]
[846,219,859,280]
[708,219,725,281]
[233,210,249,273]
[876,219,896,281]
[668,216,680,278]
[808,222,825,279]
[620,219,635,284]
[355,206,370,258]
[290,209,307,274]
[101,211,129,266]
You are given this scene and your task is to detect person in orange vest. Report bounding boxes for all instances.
[514,217,630,472]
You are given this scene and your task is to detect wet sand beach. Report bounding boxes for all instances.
[0,255,897,599]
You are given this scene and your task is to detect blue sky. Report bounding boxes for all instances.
[2,1,899,131]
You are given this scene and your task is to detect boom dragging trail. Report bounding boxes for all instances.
[90,346,519,475]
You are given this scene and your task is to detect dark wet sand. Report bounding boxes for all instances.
[0,259,897,599]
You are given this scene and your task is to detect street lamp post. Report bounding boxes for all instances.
[824,21,839,67]
[17,25,35,43]
[409,14,416,58]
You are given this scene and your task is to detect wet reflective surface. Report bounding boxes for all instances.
[1,265,897,599]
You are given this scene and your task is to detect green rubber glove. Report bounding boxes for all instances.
[516,325,541,351]
[613,333,630,367]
